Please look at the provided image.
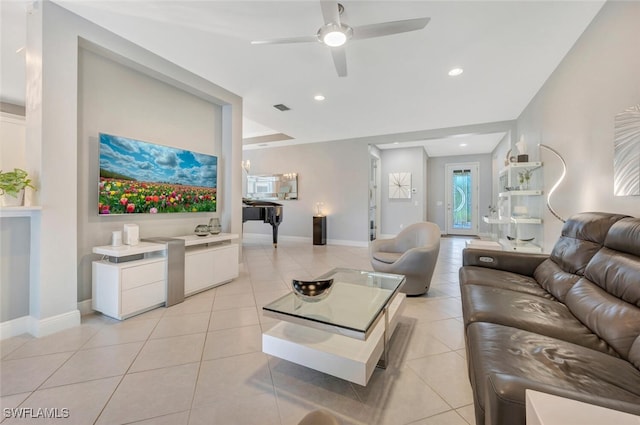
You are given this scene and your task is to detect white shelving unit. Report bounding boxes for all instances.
[92,233,239,319]
[495,161,544,253]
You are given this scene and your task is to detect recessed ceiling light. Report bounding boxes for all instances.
[314,94,325,101]
[448,68,464,77]
[460,143,468,147]
[393,142,400,145]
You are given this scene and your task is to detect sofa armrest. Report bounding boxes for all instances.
[462,248,548,277]
[392,245,439,270]
[485,373,640,425]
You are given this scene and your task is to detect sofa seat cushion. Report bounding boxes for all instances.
[459,266,554,300]
[371,251,402,264]
[468,322,640,425]
[461,285,617,356]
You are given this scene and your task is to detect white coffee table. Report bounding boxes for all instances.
[262,268,406,386]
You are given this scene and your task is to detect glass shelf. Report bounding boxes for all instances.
[483,216,542,225]
[499,238,543,253]
[499,190,543,197]
[500,161,543,174]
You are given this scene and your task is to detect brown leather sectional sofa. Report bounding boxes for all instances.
[459,212,640,425]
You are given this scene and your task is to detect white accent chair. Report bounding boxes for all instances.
[370,222,441,296]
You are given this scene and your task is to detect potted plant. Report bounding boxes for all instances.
[0,168,35,206]
[518,169,532,190]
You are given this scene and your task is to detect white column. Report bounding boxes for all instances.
[25,1,80,335]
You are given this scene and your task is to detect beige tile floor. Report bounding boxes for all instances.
[0,237,476,425]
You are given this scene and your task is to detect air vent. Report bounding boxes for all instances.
[273,104,291,111]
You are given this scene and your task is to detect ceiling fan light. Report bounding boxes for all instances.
[318,23,352,47]
[323,30,347,47]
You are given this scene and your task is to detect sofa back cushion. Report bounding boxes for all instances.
[535,212,629,301]
[533,260,580,302]
[630,336,640,370]
[550,212,630,275]
[565,217,640,363]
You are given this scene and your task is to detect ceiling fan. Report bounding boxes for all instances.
[251,1,430,77]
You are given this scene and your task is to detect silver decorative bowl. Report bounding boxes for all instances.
[194,224,210,236]
[292,278,334,302]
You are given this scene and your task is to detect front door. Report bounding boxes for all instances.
[445,163,479,236]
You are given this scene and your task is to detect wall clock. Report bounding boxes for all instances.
[389,172,411,199]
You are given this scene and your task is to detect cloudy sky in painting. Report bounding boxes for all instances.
[99,133,217,188]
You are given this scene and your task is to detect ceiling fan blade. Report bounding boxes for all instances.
[320,0,341,25]
[330,47,347,77]
[351,17,430,40]
[251,35,319,45]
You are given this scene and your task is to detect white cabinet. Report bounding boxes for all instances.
[92,233,239,320]
[175,233,239,296]
[184,243,239,296]
[92,257,166,320]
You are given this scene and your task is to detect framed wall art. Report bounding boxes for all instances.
[614,104,640,196]
[389,172,411,199]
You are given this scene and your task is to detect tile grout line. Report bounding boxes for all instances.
[90,309,166,425]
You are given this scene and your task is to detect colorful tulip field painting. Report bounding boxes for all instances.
[98,133,217,215]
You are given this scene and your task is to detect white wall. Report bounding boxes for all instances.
[243,140,495,242]
[0,113,29,322]
[516,0,640,251]
[242,140,369,245]
[19,1,242,336]
[0,113,26,171]
[76,49,223,302]
[380,147,427,235]
[1,218,30,322]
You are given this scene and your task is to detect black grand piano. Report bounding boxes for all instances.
[242,199,283,248]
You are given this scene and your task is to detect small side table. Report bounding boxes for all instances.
[526,389,640,425]
[313,215,326,245]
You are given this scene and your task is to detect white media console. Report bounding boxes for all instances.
[92,233,239,320]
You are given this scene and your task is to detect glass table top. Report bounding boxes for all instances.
[262,268,405,340]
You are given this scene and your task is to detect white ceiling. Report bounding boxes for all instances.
[377,132,506,157]
[1,1,604,156]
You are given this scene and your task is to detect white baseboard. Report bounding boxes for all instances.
[242,233,368,247]
[242,233,309,244]
[30,310,81,338]
[0,316,31,340]
[326,239,368,248]
[0,310,81,340]
[77,299,93,316]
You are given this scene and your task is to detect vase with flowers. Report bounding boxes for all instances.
[518,169,532,190]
